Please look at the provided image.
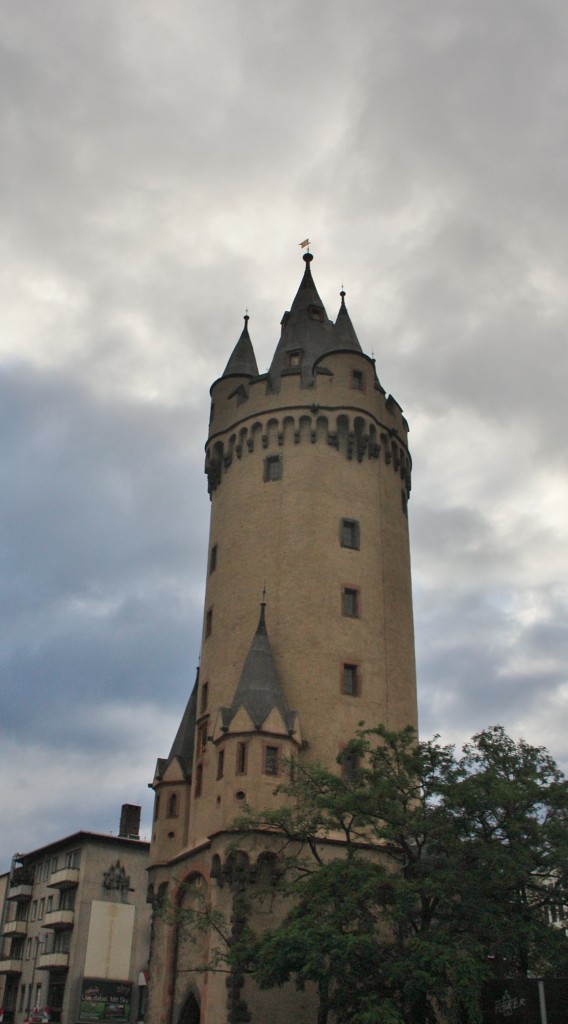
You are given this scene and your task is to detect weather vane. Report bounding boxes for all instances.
[299,238,311,252]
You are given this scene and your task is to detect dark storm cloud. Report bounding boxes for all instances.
[0,363,207,738]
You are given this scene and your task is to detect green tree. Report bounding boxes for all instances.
[233,725,568,1024]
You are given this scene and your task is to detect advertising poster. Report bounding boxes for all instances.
[79,980,132,1022]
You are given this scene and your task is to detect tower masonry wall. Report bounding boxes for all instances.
[188,351,417,848]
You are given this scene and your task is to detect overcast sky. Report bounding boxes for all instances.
[1,0,567,868]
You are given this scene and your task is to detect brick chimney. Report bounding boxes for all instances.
[119,803,141,839]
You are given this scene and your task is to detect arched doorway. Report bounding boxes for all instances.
[178,991,200,1024]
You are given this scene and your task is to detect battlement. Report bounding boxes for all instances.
[206,349,411,500]
[205,403,411,501]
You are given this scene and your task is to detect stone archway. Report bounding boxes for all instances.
[178,991,200,1024]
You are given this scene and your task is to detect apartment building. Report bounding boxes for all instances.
[0,806,150,1024]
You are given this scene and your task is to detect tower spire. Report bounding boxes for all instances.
[268,251,335,388]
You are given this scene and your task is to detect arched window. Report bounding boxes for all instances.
[167,793,178,818]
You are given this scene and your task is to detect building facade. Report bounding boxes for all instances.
[147,253,418,1023]
[0,807,151,1024]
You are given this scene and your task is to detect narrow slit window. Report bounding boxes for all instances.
[195,764,203,798]
[264,746,279,776]
[217,749,225,780]
[342,587,359,617]
[209,545,218,574]
[236,742,248,776]
[343,663,359,696]
[200,681,208,713]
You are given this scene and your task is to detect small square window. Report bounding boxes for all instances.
[209,545,218,574]
[286,350,302,368]
[340,519,360,550]
[343,663,359,696]
[236,742,248,776]
[264,455,283,482]
[343,587,359,617]
[264,746,279,776]
[351,369,364,390]
[217,749,225,780]
[205,607,213,638]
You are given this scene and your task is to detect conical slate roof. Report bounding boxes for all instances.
[168,667,198,774]
[222,315,259,378]
[221,603,296,733]
[329,290,362,353]
[268,253,336,388]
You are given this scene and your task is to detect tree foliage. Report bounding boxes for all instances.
[233,725,568,1024]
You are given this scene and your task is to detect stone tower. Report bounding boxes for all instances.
[147,253,418,1024]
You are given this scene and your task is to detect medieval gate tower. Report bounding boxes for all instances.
[147,252,418,1024]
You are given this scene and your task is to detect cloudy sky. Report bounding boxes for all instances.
[1,0,567,867]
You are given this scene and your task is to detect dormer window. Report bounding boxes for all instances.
[286,350,303,368]
[308,304,324,322]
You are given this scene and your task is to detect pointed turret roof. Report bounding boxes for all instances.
[168,667,198,774]
[222,315,259,378]
[268,253,335,388]
[330,290,363,353]
[221,602,296,733]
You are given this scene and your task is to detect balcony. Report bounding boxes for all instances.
[38,951,69,971]
[47,867,79,890]
[44,909,74,930]
[0,957,23,975]
[2,920,28,937]
[6,884,32,901]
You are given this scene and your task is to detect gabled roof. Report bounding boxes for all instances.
[268,253,336,388]
[221,603,296,734]
[222,315,259,378]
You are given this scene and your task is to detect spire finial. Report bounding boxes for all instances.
[340,284,346,307]
[258,587,267,632]
[244,308,249,324]
[299,238,313,263]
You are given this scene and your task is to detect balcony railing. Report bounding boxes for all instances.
[44,909,75,930]
[0,956,23,974]
[38,951,69,971]
[6,884,33,901]
[47,867,80,890]
[1,920,28,937]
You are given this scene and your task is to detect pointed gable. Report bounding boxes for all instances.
[221,603,296,734]
[222,315,259,378]
[268,253,335,389]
